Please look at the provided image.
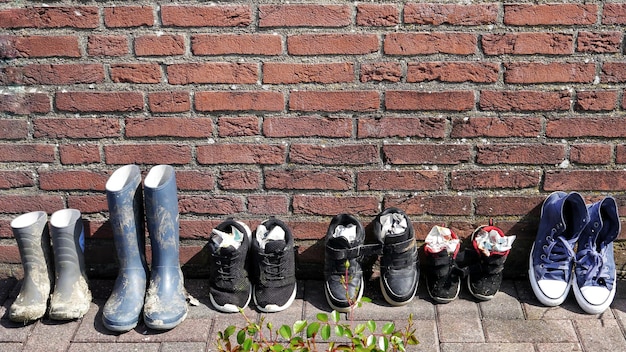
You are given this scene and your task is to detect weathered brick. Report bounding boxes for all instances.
[247,195,289,215]
[292,195,379,216]
[176,170,215,191]
[386,90,474,111]
[0,144,55,163]
[570,143,612,165]
[1,35,80,58]
[547,116,626,138]
[480,90,570,112]
[87,35,128,57]
[219,170,260,190]
[357,170,445,191]
[259,4,350,27]
[405,3,498,25]
[451,170,541,190]
[0,171,34,189]
[0,119,28,139]
[197,144,286,165]
[68,194,107,214]
[59,144,101,165]
[192,34,281,55]
[602,3,626,24]
[263,116,351,138]
[601,62,626,83]
[125,117,212,138]
[356,4,399,27]
[161,5,251,27]
[383,144,471,165]
[0,194,64,214]
[34,118,120,138]
[384,195,473,217]
[288,34,379,55]
[56,92,143,113]
[219,116,260,137]
[289,91,379,112]
[385,32,477,55]
[577,31,622,53]
[575,90,618,111]
[0,93,50,114]
[475,196,544,216]
[544,170,626,191]
[450,116,542,138]
[0,7,99,29]
[357,116,446,138]
[3,64,104,85]
[195,91,284,112]
[482,33,573,55]
[290,144,379,165]
[504,4,597,25]
[408,62,499,83]
[265,169,352,190]
[178,195,244,215]
[110,63,161,84]
[169,62,258,84]
[39,170,109,191]
[616,145,626,164]
[134,35,185,56]
[360,62,402,82]
[104,6,154,28]
[476,143,566,165]
[504,62,595,84]
[147,91,190,113]
[263,63,353,84]
[104,144,192,165]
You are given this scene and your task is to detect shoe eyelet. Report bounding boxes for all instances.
[546,236,553,242]
[540,254,546,260]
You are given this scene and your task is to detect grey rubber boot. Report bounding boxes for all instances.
[48,209,92,320]
[143,165,187,330]
[9,211,53,323]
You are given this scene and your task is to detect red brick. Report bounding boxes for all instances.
[167,63,258,84]
[482,33,573,55]
[477,143,566,165]
[104,6,154,28]
[111,63,161,84]
[34,118,120,139]
[570,143,612,165]
[451,116,542,138]
[292,195,379,216]
[39,170,109,191]
[384,195,473,217]
[290,144,379,165]
[1,35,80,58]
[451,170,541,190]
[178,195,244,215]
[360,62,402,82]
[575,90,618,111]
[544,170,626,191]
[104,144,192,165]
[504,62,595,84]
[3,64,104,85]
[383,144,471,165]
[265,169,351,190]
[264,116,351,138]
[192,34,281,56]
[384,33,476,55]
[0,119,28,139]
[356,4,399,27]
[87,35,128,57]
[259,5,350,27]
[547,116,626,138]
[219,116,260,137]
[386,90,474,112]
[161,5,251,27]
[0,144,55,162]
[405,3,498,25]
[0,7,98,29]
[219,170,260,190]
[176,170,215,191]
[617,145,626,164]
[408,62,499,83]
[357,170,444,191]
[56,92,143,113]
[577,31,622,53]
[179,219,222,239]
[59,144,101,165]
[197,144,285,165]
[148,91,190,113]
[68,194,107,214]
[603,3,626,24]
[480,90,570,112]
[357,116,446,138]
[247,195,289,215]
[475,196,544,216]
[0,171,34,189]
[125,117,212,138]
[504,4,597,25]
[288,34,379,55]
[0,93,50,114]
[134,35,185,56]
[195,91,284,112]
[0,194,64,214]
[289,91,379,112]
[263,63,354,84]
[601,62,626,83]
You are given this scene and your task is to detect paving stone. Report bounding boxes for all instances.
[535,342,583,351]
[440,342,535,352]
[436,293,484,342]
[0,342,23,350]
[22,319,80,352]
[483,320,577,343]
[73,300,119,342]
[67,342,161,352]
[0,302,36,343]
[161,341,207,352]
[393,319,437,352]
[479,281,525,320]
[0,277,17,306]
[523,296,614,320]
[574,318,626,351]
[117,318,211,343]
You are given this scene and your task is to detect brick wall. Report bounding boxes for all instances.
[0,2,625,278]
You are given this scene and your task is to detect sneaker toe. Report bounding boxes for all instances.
[580,286,611,306]
[538,279,569,299]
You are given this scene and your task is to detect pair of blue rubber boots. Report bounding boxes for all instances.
[529,191,621,314]
[102,164,187,332]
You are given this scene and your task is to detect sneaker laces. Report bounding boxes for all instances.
[576,244,612,286]
[540,232,577,273]
[260,243,287,281]
[212,249,238,282]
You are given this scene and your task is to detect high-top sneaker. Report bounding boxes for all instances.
[422,225,461,304]
[208,218,252,313]
[574,196,620,314]
[466,221,515,301]
[374,207,418,306]
[251,217,297,313]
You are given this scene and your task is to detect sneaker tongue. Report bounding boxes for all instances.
[211,226,244,249]
[332,224,357,243]
[264,239,286,253]
[425,225,459,254]
[379,213,408,240]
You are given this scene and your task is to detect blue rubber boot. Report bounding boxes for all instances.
[102,165,148,332]
[143,165,187,330]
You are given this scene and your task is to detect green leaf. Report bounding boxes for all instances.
[366,334,376,347]
[360,296,372,303]
[335,325,344,337]
[224,325,236,339]
[242,337,253,351]
[279,325,292,340]
[270,344,284,352]
[331,310,341,323]
[306,322,320,338]
[407,334,420,345]
[382,322,395,335]
[293,320,307,334]
[366,320,376,333]
[354,323,366,335]
[321,324,331,340]
[267,321,274,331]
[237,329,246,344]
[378,336,389,351]
[317,313,328,322]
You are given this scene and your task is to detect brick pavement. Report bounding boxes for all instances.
[1,277,626,351]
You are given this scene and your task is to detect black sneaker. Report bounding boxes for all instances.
[208,218,252,313]
[324,214,365,312]
[251,217,297,313]
[374,207,418,306]
[422,226,462,304]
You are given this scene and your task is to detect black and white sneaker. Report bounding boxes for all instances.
[208,218,252,313]
[374,207,418,306]
[251,217,297,313]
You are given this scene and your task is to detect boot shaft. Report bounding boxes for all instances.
[11,211,52,273]
[49,209,86,278]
